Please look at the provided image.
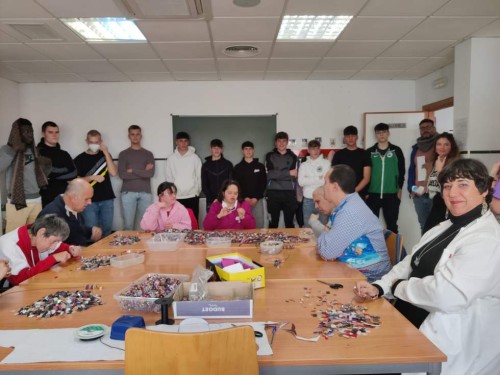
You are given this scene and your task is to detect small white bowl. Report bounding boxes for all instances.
[260,240,284,255]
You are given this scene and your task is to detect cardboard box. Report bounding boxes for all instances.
[172,282,253,319]
[206,252,265,289]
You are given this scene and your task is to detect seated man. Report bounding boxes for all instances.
[0,214,81,286]
[318,165,391,282]
[308,186,335,238]
[39,178,102,246]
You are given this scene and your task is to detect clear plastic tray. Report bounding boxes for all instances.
[113,273,189,313]
[110,253,145,268]
[145,232,186,251]
[260,240,284,255]
[205,236,232,248]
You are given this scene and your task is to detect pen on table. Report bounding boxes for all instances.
[270,325,277,347]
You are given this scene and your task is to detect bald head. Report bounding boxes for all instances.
[64,178,93,213]
[313,186,334,216]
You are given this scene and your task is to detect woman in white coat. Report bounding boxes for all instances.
[354,158,500,375]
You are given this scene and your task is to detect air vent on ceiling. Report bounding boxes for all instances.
[119,0,204,19]
[223,45,260,58]
[8,23,64,41]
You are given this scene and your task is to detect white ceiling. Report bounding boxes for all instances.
[0,0,500,83]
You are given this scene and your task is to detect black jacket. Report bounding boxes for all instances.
[233,158,267,200]
[201,156,233,204]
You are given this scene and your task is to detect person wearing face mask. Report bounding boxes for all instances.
[0,118,51,233]
[0,214,81,286]
[73,130,117,238]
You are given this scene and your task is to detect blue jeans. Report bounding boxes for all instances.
[121,191,153,230]
[82,199,114,237]
[302,197,327,228]
[413,194,433,233]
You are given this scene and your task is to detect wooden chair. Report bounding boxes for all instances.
[384,229,407,266]
[186,208,199,230]
[125,326,259,375]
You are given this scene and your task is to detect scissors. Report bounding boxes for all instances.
[231,324,263,337]
[317,280,344,289]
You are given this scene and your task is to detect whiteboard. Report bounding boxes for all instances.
[364,112,425,251]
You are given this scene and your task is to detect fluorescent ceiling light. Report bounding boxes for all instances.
[278,15,352,40]
[62,17,146,41]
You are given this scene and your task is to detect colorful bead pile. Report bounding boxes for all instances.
[17,290,102,318]
[78,254,117,270]
[109,234,141,246]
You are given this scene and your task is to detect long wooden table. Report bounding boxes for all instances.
[0,230,446,374]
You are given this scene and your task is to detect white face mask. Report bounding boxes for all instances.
[88,144,100,152]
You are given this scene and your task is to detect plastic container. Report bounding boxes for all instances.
[145,232,186,251]
[205,236,232,248]
[110,253,145,268]
[114,273,189,313]
[260,240,284,255]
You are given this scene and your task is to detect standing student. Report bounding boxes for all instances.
[37,121,77,207]
[366,123,405,233]
[408,118,438,232]
[74,130,117,237]
[298,139,330,227]
[118,125,155,230]
[331,126,371,196]
[232,141,267,228]
[165,131,202,221]
[201,139,233,212]
[265,132,298,228]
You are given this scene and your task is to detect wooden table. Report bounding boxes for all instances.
[0,280,445,374]
[0,230,446,374]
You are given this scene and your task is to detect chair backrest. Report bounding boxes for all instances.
[384,230,406,266]
[125,326,259,375]
[186,208,198,230]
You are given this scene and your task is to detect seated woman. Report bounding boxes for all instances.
[140,182,192,232]
[203,180,256,230]
[354,159,500,375]
[0,214,82,286]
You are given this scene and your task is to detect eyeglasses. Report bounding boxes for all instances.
[419,124,434,130]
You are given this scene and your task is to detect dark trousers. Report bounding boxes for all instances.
[177,196,200,224]
[266,190,298,228]
[366,193,401,233]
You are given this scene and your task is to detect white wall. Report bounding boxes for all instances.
[415,63,454,109]
[14,80,415,231]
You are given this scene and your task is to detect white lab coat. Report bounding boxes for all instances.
[375,211,500,375]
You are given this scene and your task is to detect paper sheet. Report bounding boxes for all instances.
[0,321,272,364]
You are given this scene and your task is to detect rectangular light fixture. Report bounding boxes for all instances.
[278,15,353,40]
[62,17,146,41]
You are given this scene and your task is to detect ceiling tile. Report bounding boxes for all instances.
[57,59,122,73]
[89,42,158,59]
[212,0,285,17]
[265,71,311,80]
[339,17,425,40]
[393,71,429,79]
[380,40,455,57]
[359,0,448,16]
[164,58,216,72]
[210,17,280,42]
[351,70,403,79]
[364,57,424,69]
[136,20,210,42]
[309,70,357,79]
[0,30,19,43]
[31,73,86,82]
[78,72,131,82]
[0,73,45,82]
[403,17,496,40]
[404,57,453,73]
[472,18,500,37]
[2,60,72,73]
[272,41,333,58]
[152,42,214,59]
[317,57,372,70]
[217,58,268,71]
[27,43,102,59]
[172,72,219,81]
[127,72,174,82]
[327,40,394,57]
[268,58,319,70]
[0,43,49,60]
[434,0,500,16]
[0,0,54,18]
[219,71,265,80]
[0,61,23,74]
[285,0,367,15]
[36,0,126,18]
[111,59,166,73]
[214,41,272,58]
